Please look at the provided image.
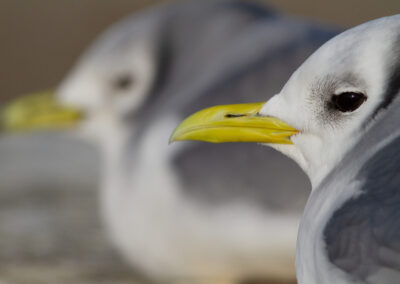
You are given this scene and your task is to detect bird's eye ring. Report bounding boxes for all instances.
[114,74,134,90]
[331,92,367,112]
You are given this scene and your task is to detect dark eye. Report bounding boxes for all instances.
[331,92,367,112]
[114,74,133,90]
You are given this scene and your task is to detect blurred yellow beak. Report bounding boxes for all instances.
[1,91,83,132]
[170,102,297,144]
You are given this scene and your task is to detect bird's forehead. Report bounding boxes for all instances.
[285,17,400,99]
[298,33,368,83]
[89,29,156,66]
[324,17,398,68]
[79,9,168,68]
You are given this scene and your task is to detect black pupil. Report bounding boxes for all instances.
[332,92,366,112]
[115,75,132,90]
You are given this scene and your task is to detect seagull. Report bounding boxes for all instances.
[1,0,337,283]
[171,14,400,284]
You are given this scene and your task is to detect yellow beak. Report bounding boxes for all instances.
[170,102,297,144]
[1,91,83,132]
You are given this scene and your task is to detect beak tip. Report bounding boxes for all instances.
[0,90,83,133]
[168,134,177,145]
[169,125,183,144]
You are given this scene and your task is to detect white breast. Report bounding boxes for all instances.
[100,116,299,282]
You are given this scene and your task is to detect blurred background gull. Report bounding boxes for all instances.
[0,0,399,284]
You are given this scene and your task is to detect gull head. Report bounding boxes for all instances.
[260,15,400,185]
[171,15,400,187]
[1,15,160,146]
[56,18,160,144]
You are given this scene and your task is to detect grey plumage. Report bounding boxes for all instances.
[325,134,400,281]
[322,97,400,282]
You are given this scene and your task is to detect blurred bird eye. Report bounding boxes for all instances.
[331,92,367,112]
[114,74,133,90]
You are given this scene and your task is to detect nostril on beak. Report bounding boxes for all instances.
[225,114,246,118]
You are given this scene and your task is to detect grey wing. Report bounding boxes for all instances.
[324,134,400,283]
[173,142,310,212]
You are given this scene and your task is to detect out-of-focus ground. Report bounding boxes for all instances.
[0,0,399,283]
[0,133,142,284]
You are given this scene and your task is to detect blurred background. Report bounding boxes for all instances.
[0,1,399,284]
[1,0,399,101]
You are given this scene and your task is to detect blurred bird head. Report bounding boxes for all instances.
[56,16,161,144]
[1,9,166,146]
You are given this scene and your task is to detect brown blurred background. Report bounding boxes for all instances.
[0,0,399,102]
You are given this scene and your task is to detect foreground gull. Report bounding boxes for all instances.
[2,1,336,283]
[171,14,400,284]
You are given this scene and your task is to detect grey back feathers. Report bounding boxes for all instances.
[325,134,400,282]
[316,61,400,282]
